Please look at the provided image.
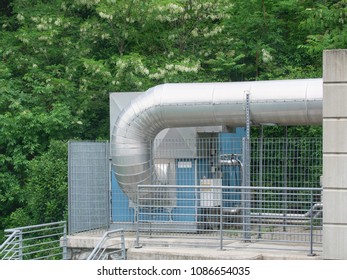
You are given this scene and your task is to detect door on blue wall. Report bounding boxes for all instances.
[173,159,197,222]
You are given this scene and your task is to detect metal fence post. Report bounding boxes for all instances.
[135,186,141,248]
[18,230,23,260]
[242,91,252,244]
[283,128,288,232]
[308,190,316,257]
[242,138,251,242]
[219,188,224,251]
[257,126,263,239]
[62,222,68,260]
[120,230,126,259]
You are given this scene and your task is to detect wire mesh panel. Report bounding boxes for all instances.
[245,137,323,251]
[135,137,322,253]
[137,185,322,252]
[223,186,322,248]
[152,135,244,188]
[250,138,322,190]
[68,141,110,234]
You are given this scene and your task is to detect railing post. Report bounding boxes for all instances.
[242,138,251,242]
[120,230,126,259]
[242,93,252,242]
[135,186,141,248]
[219,188,224,251]
[62,222,68,260]
[308,190,316,257]
[283,129,288,232]
[17,230,23,260]
[257,126,263,239]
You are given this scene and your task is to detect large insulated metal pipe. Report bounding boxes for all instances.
[111,78,323,202]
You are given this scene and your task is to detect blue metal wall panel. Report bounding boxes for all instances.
[219,128,245,207]
[173,159,196,222]
[111,171,134,222]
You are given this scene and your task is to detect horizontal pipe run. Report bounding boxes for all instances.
[111,79,323,203]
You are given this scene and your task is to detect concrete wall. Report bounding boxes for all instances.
[323,49,347,259]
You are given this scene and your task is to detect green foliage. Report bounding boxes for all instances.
[300,0,347,66]
[8,141,68,228]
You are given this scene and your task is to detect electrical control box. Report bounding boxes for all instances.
[200,179,222,207]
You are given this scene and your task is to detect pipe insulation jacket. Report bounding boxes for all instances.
[111,79,323,203]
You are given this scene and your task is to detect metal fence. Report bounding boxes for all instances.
[1,221,67,260]
[136,185,322,254]
[133,137,322,253]
[68,136,322,253]
[68,141,110,234]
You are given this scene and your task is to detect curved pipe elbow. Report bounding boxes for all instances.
[111,79,323,203]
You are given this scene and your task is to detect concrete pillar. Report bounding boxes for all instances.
[323,49,347,259]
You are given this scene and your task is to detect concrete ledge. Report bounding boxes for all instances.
[127,243,321,260]
[127,247,263,260]
[66,233,136,249]
[66,233,322,260]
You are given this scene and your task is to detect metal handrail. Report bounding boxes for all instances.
[2,221,67,260]
[137,184,323,254]
[0,230,20,260]
[5,221,65,231]
[87,229,126,260]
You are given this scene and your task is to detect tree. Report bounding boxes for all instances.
[7,141,68,228]
[300,0,347,68]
